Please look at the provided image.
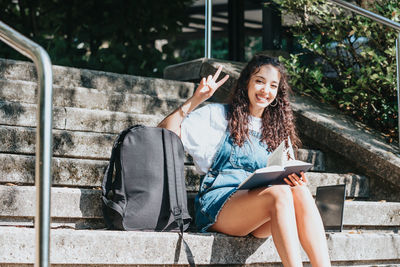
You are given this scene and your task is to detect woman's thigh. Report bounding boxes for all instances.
[209,185,291,237]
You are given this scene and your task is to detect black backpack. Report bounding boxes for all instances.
[101,125,195,266]
[101,125,192,231]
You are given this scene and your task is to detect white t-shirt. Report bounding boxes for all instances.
[180,103,294,174]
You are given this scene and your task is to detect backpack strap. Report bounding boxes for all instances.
[101,136,118,229]
[101,141,117,199]
[102,127,127,198]
[162,129,195,267]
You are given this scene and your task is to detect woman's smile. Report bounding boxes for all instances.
[255,93,269,103]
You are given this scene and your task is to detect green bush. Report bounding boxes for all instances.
[274,0,400,143]
[0,0,193,78]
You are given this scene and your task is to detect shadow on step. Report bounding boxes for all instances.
[174,231,269,266]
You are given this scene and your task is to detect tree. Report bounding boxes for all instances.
[274,0,400,142]
[0,0,194,77]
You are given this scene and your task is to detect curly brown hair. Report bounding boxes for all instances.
[227,54,300,152]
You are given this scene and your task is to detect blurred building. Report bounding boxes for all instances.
[177,0,294,61]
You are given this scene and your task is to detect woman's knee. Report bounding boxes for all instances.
[265,185,294,210]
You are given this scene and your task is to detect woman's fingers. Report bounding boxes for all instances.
[207,75,213,83]
[286,173,306,187]
[300,171,308,183]
[213,65,223,81]
[284,177,293,186]
[212,65,229,88]
[197,66,229,96]
[284,173,307,187]
[213,65,229,87]
[216,74,229,87]
[287,174,298,186]
[198,77,209,93]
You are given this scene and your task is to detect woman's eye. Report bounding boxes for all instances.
[271,85,278,89]
[256,80,263,83]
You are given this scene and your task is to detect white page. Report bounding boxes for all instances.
[254,165,284,173]
[284,160,309,167]
[267,140,285,167]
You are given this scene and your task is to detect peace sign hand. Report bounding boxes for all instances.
[193,65,229,103]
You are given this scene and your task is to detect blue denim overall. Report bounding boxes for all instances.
[194,129,271,232]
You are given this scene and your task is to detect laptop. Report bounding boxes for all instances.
[315,184,346,232]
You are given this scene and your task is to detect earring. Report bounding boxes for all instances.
[269,99,278,107]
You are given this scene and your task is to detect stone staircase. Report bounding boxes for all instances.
[0,58,399,266]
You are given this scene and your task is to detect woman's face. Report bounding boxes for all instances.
[247,64,281,118]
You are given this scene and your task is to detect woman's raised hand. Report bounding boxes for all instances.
[193,65,229,103]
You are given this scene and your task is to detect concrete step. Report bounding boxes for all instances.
[0,101,325,172]
[0,58,195,100]
[1,226,399,265]
[297,148,325,172]
[0,125,327,169]
[0,125,115,159]
[0,100,325,168]
[0,79,184,115]
[0,100,163,134]
[0,153,197,189]
[0,153,368,197]
[0,184,378,229]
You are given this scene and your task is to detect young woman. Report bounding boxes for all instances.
[158,55,331,267]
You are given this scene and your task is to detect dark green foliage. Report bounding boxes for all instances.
[274,0,400,142]
[176,36,263,62]
[0,0,193,77]
[176,37,230,61]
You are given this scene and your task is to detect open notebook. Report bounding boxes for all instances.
[238,140,313,190]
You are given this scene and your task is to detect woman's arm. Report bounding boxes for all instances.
[157,96,203,137]
[157,65,229,137]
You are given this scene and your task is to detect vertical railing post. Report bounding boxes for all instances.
[204,0,212,58]
[0,21,53,267]
[34,48,53,267]
[396,33,400,148]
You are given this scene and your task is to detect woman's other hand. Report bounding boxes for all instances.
[193,65,229,103]
[283,172,308,187]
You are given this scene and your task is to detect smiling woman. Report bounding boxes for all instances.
[158,54,331,267]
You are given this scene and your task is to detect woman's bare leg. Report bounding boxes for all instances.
[209,185,303,267]
[290,185,331,267]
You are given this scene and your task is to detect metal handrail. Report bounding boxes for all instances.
[205,0,212,58]
[327,0,400,147]
[329,0,400,31]
[0,21,53,267]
